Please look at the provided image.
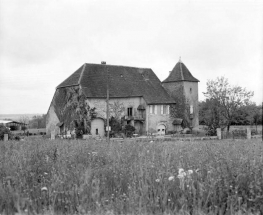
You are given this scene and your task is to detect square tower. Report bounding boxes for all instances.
[162,59,199,129]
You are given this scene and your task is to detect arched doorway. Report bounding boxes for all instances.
[157,124,166,135]
[91,118,105,136]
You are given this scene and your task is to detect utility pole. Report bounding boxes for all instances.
[106,65,110,144]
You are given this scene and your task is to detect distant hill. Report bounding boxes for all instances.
[0,114,44,121]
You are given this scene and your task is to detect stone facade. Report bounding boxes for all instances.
[162,81,199,129]
[46,61,199,136]
[46,104,60,135]
[183,81,199,128]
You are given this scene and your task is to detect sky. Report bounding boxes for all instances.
[0,0,262,114]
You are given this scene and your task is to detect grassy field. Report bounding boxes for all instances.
[0,138,263,215]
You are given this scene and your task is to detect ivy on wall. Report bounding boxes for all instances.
[169,85,191,128]
[52,87,96,133]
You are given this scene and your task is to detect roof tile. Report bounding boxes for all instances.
[162,61,199,83]
[57,63,175,104]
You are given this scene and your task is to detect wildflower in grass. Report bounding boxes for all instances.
[41,187,48,191]
[155,179,160,182]
[178,168,187,190]
[45,155,49,162]
[44,172,48,175]
[186,170,193,178]
[92,152,98,156]
[168,176,175,181]
[178,168,186,179]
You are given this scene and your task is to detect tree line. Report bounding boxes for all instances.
[199,76,262,135]
[19,114,46,129]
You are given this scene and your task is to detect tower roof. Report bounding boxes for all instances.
[162,60,199,83]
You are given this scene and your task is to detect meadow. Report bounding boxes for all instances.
[0,138,262,215]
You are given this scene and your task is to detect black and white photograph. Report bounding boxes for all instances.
[0,0,262,214]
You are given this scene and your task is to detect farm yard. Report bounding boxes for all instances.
[0,138,263,214]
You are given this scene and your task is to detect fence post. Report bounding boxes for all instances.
[4,134,8,141]
[247,127,251,139]
[217,128,221,140]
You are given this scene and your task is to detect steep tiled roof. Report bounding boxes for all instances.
[162,61,199,83]
[57,65,84,88]
[57,63,175,104]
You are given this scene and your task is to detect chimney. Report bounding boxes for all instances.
[101,61,106,64]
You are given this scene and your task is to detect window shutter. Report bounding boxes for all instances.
[161,105,163,114]
[154,105,157,114]
[150,105,153,114]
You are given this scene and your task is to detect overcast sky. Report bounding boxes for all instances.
[0,0,262,114]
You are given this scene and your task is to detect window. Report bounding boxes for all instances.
[161,105,169,114]
[149,105,157,114]
[167,105,170,114]
[128,107,133,116]
[96,128,98,135]
[190,105,193,114]
[190,88,192,94]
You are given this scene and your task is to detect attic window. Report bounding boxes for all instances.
[142,71,149,80]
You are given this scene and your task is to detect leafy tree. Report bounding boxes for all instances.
[203,77,254,131]
[109,116,122,134]
[54,87,97,134]
[169,85,191,128]
[232,103,262,131]
[199,99,227,135]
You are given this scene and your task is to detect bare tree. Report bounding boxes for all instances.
[19,115,29,133]
[109,101,125,121]
[203,76,254,131]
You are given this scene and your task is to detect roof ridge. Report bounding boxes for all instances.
[84,63,152,70]
[78,64,86,85]
[179,61,184,80]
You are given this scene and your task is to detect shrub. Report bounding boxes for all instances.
[232,129,247,139]
[73,120,85,139]
[109,116,122,133]
[14,135,21,141]
[0,125,12,140]
[123,124,135,137]
[9,125,19,131]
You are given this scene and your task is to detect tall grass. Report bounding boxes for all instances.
[0,138,262,214]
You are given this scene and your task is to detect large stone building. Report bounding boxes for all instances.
[46,60,199,136]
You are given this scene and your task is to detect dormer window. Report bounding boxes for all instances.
[142,71,149,80]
